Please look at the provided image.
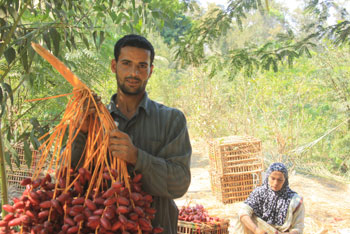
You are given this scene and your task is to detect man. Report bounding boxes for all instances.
[71,34,192,233]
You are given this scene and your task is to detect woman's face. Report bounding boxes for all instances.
[268,171,285,191]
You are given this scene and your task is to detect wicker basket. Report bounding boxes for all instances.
[210,170,262,204]
[209,136,262,175]
[4,144,40,193]
[177,220,229,234]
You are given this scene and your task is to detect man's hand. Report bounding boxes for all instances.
[109,129,138,165]
[79,92,101,133]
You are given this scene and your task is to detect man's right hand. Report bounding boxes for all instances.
[79,92,101,133]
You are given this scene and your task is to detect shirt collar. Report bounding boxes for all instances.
[108,92,151,116]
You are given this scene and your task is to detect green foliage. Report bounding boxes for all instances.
[0,0,187,172]
[172,0,319,74]
[148,38,350,178]
[1,0,350,187]
[303,0,350,46]
[161,14,192,45]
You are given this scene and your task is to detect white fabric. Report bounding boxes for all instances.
[234,193,305,234]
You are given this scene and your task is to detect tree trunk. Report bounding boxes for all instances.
[0,120,9,218]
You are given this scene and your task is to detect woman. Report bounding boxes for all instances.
[234,162,305,234]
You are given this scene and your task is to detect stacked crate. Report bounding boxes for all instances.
[209,136,263,204]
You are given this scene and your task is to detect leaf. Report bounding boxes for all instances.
[0,7,6,18]
[17,128,29,142]
[115,12,123,24]
[109,0,113,9]
[8,5,18,19]
[0,18,6,28]
[272,60,278,72]
[23,141,32,168]
[70,35,76,50]
[81,34,90,49]
[66,40,71,51]
[99,31,105,47]
[4,47,16,65]
[43,31,51,51]
[4,152,13,172]
[0,97,6,117]
[20,45,29,73]
[13,152,20,169]
[288,54,293,68]
[304,47,312,58]
[30,130,40,150]
[109,10,117,22]
[30,118,46,137]
[3,138,19,169]
[93,30,97,49]
[122,23,130,32]
[6,127,11,142]
[27,42,35,69]
[1,82,13,105]
[29,117,40,128]
[0,87,2,104]
[50,28,61,56]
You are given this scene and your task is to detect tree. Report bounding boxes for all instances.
[0,0,190,215]
[171,0,350,75]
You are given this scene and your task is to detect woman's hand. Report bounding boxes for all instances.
[255,227,268,234]
[275,231,298,234]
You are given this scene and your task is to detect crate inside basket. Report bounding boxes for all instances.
[210,170,262,204]
[4,144,41,193]
[209,135,262,175]
[177,220,229,234]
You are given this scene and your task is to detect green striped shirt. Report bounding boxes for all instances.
[72,92,192,233]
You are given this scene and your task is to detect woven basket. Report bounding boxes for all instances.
[209,135,263,175]
[208,135,263,204]
[210,170,262,204]
[4,144,40,193]
[177,220,229,234]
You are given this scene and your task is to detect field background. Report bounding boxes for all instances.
[174,139,350,234]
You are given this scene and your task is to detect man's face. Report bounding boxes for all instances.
[111,46,153,95]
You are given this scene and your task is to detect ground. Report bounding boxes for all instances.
[175,139,350,234]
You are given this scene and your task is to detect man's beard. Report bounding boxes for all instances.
[116,74,147,95]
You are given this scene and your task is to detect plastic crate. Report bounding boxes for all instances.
[209,135,262,175]
[210,170,262,204]
[4,144,40,193]
[177,220,229,234]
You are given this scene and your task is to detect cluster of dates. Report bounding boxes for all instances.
[0,167,163,234]
[178,204,221,224]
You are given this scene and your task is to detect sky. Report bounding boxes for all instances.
[198,0,350,13]
[198,0,299,11]
[197,0,350,25]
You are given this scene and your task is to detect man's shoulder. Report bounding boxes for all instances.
[148,99,183,114]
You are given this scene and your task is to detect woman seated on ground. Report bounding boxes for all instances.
[235,162,305,234]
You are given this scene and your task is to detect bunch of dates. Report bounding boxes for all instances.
[0,168,163,234]
[178,204,221,224]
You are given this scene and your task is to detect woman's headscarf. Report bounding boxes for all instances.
[244,162,297,226]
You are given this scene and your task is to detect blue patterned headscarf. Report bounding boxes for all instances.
[244,163,296,225]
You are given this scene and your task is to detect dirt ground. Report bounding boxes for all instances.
[175,139,350,234]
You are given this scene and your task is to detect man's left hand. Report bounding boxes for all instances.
[109,129,138,165]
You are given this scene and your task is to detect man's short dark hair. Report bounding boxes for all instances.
[114,34,155,66]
